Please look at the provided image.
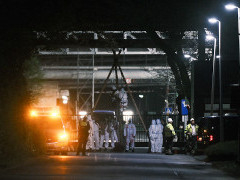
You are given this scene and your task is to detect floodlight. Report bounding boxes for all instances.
[208,18,218,24]
[225,4,238,10]
[206,35,215,40]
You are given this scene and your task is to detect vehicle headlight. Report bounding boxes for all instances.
[51,111,60,118]
[30,110,38,117]
[59,133,68,142]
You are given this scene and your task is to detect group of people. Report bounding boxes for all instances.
[149,119,163,153]
[149,117,199,155]
[76,115,119,156]
[76,115,199,156]
[148,118,176,154]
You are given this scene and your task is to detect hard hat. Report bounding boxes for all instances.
[190,118,195,121]
[168,118,173,123]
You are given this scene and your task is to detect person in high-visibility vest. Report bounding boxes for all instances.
[76,116,90,156]
[164,118,176,155]
[185,118,199,154]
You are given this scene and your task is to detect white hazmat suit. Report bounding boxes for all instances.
[119,88,128,111]
[124,119,136,151]
[149,120,157,153]
[109,122,118,148]
[86,115,94,150]
[156,119,163,153]
[92,120,100,150]
[100,125,109,149]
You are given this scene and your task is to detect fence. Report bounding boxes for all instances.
[68,114,185,147]
[123,114,184,147]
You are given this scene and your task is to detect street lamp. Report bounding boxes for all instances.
[225,3,240,84]
[206,35,217,116]
[208,17,224,142]
[225,4,238,10]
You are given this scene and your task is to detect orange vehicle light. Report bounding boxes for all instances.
[59,133,68,141]
[51,112,60,118]
[197,136,203,142]
[30,110,38,117]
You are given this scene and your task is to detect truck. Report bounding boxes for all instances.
[29,82,69,155]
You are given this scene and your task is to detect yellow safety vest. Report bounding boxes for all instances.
[164,123,176,137]
[185,124,199,134]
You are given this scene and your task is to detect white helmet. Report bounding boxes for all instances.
[168,118,173,123]
[190,118,194,121]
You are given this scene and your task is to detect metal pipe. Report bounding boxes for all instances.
[41,66,171,70]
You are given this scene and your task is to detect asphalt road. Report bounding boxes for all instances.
[0,152,237,180]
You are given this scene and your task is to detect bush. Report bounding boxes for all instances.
[205,141,238,161]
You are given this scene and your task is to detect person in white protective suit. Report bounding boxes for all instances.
[92,119,100,151]
[119,88,128,112]
[99,118,109,150]
[149,120,157,153]
[86,115,94,151]
[124,118,136,152]
[109,120,118,148]
[156,119,163,153]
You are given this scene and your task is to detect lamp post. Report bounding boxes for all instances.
[206,35,217,116]
[225,4,240,84]
[225,3,240,163]
[208,18,224,142]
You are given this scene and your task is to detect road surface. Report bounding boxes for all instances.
[0,152,237,180]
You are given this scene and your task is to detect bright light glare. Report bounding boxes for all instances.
[139,94,144,98]
[123,110,133,116]
[206,35,215,40]
[79,111,87,118]
[184,54,191,58]
[59,133,68,141]
[208,18,218,24]
[30,110,38,117]
[62,96,68,100]
[225,4,237,10]
[123,110,133,123]
[216,55,220,58]
[63,99,68,104]
[51,112,59,117]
